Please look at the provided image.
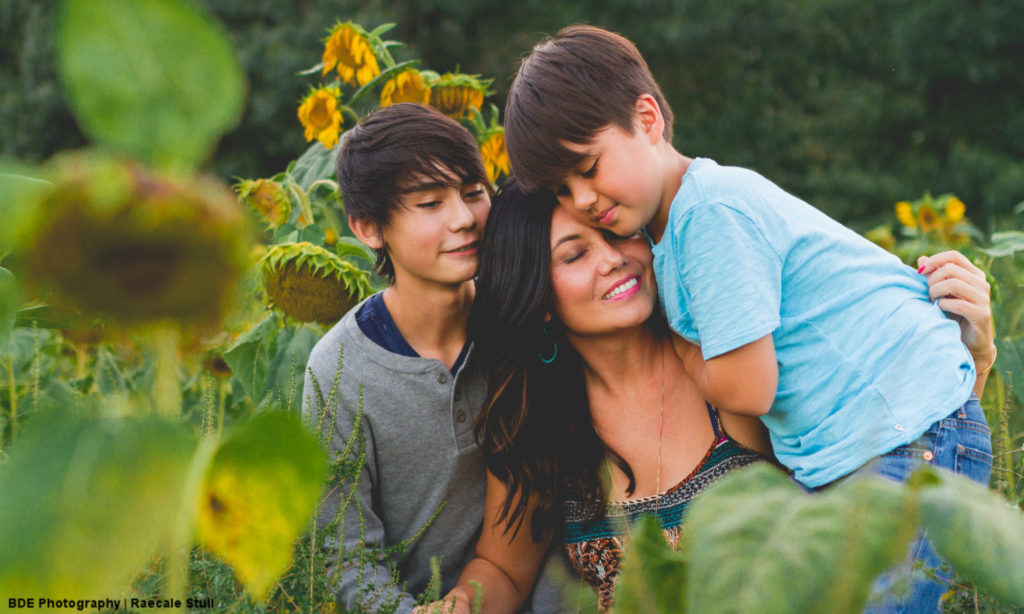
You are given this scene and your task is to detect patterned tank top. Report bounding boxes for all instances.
[562,404,765,611]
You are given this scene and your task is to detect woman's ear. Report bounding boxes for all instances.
[349,215,384,250]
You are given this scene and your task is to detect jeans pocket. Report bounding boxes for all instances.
[954,443,993,485]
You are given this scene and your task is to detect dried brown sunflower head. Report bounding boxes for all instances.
[260,242,372,325]
[25,151,251,328]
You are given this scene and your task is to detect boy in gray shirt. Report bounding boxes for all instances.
[303,103,561,614]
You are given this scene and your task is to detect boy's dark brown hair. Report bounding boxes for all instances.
[504,25,674,192]
[336,102,492,281]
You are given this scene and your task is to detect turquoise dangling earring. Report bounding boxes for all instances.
[538,326,558,364]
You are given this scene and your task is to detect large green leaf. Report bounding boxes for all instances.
[682,464,916,614]
[995,335,1024,409]
[223,314,281,404]
[0,410,197,598]
[290,141,339,191]
[261,324,320,413]
[195,412,328,599]
[0,167,51,254]
[919,468,1024,605]
[0,267,17,349]
[55,0,245,169]
[614,514,688,614]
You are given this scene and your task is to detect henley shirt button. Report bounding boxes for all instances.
[454,389,462,401]
[456,410,467,423]
[437,373,448,384]
[894,424,905,431]
[922,451,934,462]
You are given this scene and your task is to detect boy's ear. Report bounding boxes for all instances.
[348,215,384,250]
[634,94,665,144]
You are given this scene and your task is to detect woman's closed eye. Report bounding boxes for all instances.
[580,159,599,178]
[563,248,587,264]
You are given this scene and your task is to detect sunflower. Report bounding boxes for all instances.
[917,204,940,233]
[427,72,490,120]
[321,22,380,88]
[261,242,372,324]
[298,86,344,150]
[25,151,250,328]
[944,196,965,223]
[480,130,510,184]
[894,201,916,229]
[380,69,431,107]
[234,178,291,229]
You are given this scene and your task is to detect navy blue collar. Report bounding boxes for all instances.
[356,292,470,374]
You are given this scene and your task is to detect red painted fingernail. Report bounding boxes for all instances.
[917,265,926,274]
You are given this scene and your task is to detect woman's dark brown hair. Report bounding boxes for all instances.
[469,177,612,542]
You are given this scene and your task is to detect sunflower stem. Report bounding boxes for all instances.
[288,183,315,229]
[152,324,182,418]
[307,179,339,195]
[5,356,15,447]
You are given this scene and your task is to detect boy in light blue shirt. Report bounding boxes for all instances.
[504,25,996,613]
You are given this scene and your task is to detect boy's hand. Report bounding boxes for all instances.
[917,251,996,368]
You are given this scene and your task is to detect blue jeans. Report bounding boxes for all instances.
[855,396,992,614]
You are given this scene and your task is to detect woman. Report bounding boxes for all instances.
[416,179,995,613]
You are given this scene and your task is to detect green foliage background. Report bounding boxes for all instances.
[4,0,1023,227]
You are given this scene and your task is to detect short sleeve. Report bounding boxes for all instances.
[674,202,782,359]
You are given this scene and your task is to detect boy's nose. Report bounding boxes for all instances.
[562,178,597,212]
[448,196,477,230]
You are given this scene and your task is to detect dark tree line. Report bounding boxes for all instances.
[3,0,1022,227]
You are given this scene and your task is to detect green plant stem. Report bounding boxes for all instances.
[152,324,182,418]
[217,379,228,437]
[287,183,315,229]
[307,179,339,195]
[7,356,17,443]
[170,435,219,612]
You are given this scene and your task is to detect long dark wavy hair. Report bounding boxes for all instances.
[469,177,614,542]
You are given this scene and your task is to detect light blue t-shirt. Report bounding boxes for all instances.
[651,158,976,487]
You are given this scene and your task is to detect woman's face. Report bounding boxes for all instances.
[548,206,658,336]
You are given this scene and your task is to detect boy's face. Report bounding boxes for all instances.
[382,169,490,288]
[553,120,664,237]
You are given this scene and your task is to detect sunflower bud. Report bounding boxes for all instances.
[426,72,491,120]
[235,178,291,229]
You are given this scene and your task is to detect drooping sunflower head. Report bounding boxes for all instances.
[25,151,250,328]
[479,129,510,184]
[321,22,380,88]
[298,86,344,150]
[426,72,492,120]
[260,242,372,324]
[380,68,431,107]
[234,178,291,229]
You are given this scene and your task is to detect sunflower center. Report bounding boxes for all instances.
[97,240,185,298]
[309,97,332,129]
